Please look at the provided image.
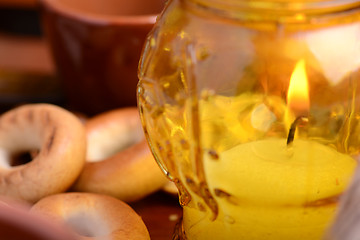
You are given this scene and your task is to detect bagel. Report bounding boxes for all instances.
[0,104,86,203]
[30,192,150,240]
[71,108,168,202]
[162,181,179,197]
[84,108,144,162]
[1,199,77,240]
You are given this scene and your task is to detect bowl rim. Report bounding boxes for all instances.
[38,0,162,25]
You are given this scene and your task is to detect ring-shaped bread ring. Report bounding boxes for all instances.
[0,199,77,240]
[0,104,86,203]
[30,192,151,240]
[71,108,168,202]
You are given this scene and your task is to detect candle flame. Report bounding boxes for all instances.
[287,59,310,116]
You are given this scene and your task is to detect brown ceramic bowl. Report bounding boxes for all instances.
[0,0,37,7]
[39,0,166,116]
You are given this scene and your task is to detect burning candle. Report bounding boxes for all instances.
[183,60,357,240]
[286,59,310,142]
[287,59,310,117]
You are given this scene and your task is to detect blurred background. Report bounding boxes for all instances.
[0,0,63,113]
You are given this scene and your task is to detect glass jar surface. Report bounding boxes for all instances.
[137,0,360,239]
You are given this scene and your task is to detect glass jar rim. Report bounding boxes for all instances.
[187,0,360,12]
[185,0,360,22]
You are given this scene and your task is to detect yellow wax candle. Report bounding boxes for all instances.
[183,138,356,240]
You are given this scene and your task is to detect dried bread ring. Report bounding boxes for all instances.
[71,108,168,202]
[0,199,77,240]
[162,181,179,197]
[30,192,150,240]
[0,104,86,203]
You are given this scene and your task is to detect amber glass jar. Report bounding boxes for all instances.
[137,1,360,239]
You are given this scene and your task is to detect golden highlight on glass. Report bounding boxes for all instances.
[137,0,360,239]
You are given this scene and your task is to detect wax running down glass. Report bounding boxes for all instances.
[137,0,360,239]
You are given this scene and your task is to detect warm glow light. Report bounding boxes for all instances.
[287,59,310,116]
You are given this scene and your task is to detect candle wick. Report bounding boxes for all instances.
[287,117,308,145]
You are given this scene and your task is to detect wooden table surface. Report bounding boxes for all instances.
[131,191,183,240]
[0,29,183,240]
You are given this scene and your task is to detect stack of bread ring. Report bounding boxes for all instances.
[0,103,178,240]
